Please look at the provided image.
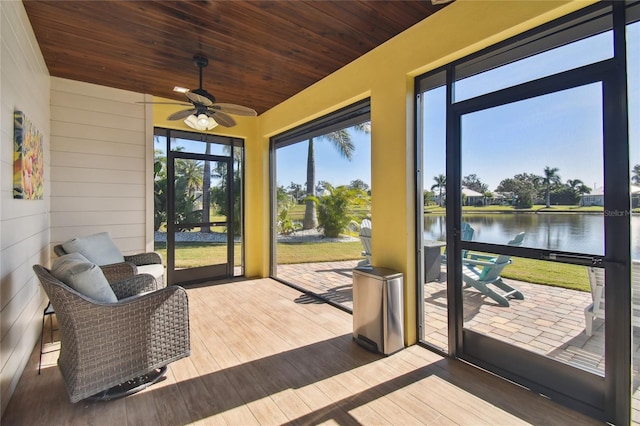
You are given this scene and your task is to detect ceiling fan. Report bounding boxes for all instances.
[146,55,257,130]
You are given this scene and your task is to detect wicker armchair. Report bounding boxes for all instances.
[33,265,190,403]
[53,244,164,285]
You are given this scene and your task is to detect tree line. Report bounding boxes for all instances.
[277,180,370,237]
[428,166,594,208]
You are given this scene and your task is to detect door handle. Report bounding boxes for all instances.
[545,252,602,266]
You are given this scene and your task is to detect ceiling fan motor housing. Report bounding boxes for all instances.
[193,55,208,68]
[190,88,216,104]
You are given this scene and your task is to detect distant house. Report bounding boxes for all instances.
[430,187,485,206]
[580,185,640,207]
[580,186,603,206]
[493,191,516,205]
[462,187,484,206]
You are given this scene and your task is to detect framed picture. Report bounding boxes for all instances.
[13,111,44,200]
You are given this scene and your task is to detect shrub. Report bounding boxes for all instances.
[318,184,368,238]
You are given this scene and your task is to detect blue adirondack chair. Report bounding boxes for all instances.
[461,232,525,307]
[440,222,475,263]
[461,222,475,241]
[465,231,525,261]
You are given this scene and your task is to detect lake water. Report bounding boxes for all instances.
[424,213,640,259]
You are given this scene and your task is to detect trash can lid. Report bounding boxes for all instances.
[353,266,403,279]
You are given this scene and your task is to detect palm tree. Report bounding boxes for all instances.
[175,158,204,198]
[209,145,243,236]
[303,122,371,229]
[431,174,446,207]
[566,178,591,205]
[633,164,640,185]
[567,179,591,195]
[542,166,561,208]
[566,179,584,191]
[200,143,243,234]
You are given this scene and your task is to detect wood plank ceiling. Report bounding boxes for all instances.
[23,0,449,114]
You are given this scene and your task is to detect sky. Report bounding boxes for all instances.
[275,130,371,190]
[425,83,606,191]
[424,23,640,193]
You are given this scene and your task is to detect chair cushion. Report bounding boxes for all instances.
[61,232,125,266]
[51,253,117,303]
[137,264,165,281]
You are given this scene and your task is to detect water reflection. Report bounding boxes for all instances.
[424,213,639,257]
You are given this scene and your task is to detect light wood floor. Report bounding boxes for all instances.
[3,278,603,425]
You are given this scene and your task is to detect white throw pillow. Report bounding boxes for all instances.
[61,232,125,266]
[137,264,165,281]
[51,253,117,303]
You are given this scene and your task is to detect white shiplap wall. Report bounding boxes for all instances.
[1,7,154,416]
[0,0,51,417]
[50,78,153,254]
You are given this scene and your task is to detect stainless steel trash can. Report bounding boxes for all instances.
[352,266,404,355]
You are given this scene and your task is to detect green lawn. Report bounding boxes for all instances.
[154,240,363,267]
[276,241,363,264]
[154,239,589,292]
[154,242,243,267]
[499,256,589,292]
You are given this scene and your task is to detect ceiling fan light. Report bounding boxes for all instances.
[184,113,218,131]
[197,114,210,127]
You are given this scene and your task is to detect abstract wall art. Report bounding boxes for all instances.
[13,110,44,200]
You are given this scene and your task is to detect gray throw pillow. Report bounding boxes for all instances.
[51,253,117,303]
[61,232,125,266]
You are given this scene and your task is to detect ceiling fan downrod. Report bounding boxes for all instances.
[193,55,208,90]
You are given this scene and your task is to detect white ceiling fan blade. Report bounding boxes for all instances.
[212,103,257,116]
[185,91,213,107]
[210,110,237,127]
[167,108,196,120]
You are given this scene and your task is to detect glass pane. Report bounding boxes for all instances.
[421,84,449,352]
[154,134,168,251]
[233,146,244,276]
[461,83,604,254]
[460,82,605,375]
[209,160,228,221]
[461,252,602,375]
[170,137,231,155]
[274,122,371,312]
[173,157,230,269]
[455,32,612,102]
[174,228,228,269]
